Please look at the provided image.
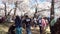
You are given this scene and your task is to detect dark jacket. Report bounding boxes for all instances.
[15,16,22,27]
[24,17,31,27]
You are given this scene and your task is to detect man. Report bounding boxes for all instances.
[24,15,32,34]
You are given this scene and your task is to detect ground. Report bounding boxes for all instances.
[0,22,51,34]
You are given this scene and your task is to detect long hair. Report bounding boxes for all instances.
[16,16,20,20]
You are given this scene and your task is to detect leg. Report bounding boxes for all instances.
[39,26,42,34]
[16,28,19,34]
[26,26,32,34]
[16,27,22,34]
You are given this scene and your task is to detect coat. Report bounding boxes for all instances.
[15,16,22,28]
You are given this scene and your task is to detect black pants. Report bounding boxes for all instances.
[39,26,42,34]
[50,26,55,34]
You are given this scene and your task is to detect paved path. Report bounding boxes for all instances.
[0,22,51,34]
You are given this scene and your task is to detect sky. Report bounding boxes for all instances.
[29,0,51,12]
[29,0,47,7]
[0,0,51,8]
[0,0,2,4]
[29,0,60,17]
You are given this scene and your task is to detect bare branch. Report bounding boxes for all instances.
[38,9,50,12]
[8,8,15,15]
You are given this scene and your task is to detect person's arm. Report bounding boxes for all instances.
[30,18,32,26]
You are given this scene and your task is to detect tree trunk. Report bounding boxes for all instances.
[8,8,14,15]
[50,0,55,34]
[4,3,7,18]
[3,3,7,22]
[14,1,18,16]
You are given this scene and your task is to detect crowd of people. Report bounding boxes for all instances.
[1,14,60,34]
[8,15,49,34]
[50,17,60,34]
[0,16,6,23]
[0,15,60,34]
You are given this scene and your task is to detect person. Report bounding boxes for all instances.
[53,17,60,34]
[15,15,22,34]
[41,17,49,34]
[2,16,5,23]
[21,16,26,29]
[8,24,15,34]
[33,17,37,27]
[0,16,2,23]
[38,17,42,34]
[24,15,32,34]
[50,18,57,34]
[50,18,57,26]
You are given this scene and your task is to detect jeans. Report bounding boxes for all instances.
[16,27,22,34]
[26,26,32,34]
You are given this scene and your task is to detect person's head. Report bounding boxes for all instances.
[42,17,47,19]
[16,15,20,19]
[25,15,28,18]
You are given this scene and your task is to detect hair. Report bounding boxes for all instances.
[16,15,20,19]
[25,15,28,18]
[58,17,60,20]
[42,17,47,19]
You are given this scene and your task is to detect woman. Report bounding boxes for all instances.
[15,16,22,34]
